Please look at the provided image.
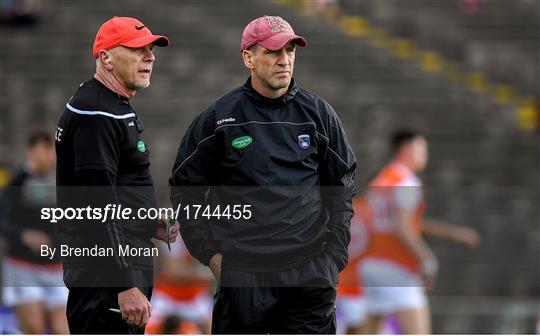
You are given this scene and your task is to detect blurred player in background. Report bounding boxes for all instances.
[336,196,369,334]
[0,128,68,334]
[146,239,212,334]
[360,129,480,334]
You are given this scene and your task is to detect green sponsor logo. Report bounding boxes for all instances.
[33,186,47,200]
[232,136,252,149]
[137,140,146,152]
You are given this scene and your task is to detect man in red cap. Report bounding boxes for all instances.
[92,16,169,96]
[55,17,178,334]
[170,15,356,333]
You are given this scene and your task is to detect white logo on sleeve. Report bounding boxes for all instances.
[55,127,63,142]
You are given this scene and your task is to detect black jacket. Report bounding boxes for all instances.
[170,78,356,272]
[56,78,156,289]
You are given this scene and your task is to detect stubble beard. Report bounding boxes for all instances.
[265,76,289,91]
[131,81,150,90]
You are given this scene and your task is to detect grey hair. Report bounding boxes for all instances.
[247,44,259,55]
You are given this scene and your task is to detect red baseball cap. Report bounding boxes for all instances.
[93,16,169,58]
[241,15,307,51]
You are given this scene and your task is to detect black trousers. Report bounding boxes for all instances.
[212,253,338,334]
[65,269,153,334]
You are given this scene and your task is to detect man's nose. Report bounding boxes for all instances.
[277,50,290,65]
[143,48,155,62]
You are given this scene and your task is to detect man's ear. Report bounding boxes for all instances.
[99,50,113,70]
[242,50,255,69]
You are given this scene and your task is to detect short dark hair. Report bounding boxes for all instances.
[391,129,423,152]
[26,127,53,148]
[247,44,259,54]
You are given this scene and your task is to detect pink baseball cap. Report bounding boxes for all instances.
[93,16,169,58]
[241,15,307,51]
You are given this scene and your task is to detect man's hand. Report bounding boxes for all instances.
[21,229,52,254]
[154,218,179,244]
[420,255,439,292]
[209,253,222,286]
[451,227,481,247]
[118,287,152,328]
[423,219,481,248]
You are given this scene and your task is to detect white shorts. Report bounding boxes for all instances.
[360,258,427,315]
[336,294,367,333]
[150,290,212,324]
[2,259,68,309]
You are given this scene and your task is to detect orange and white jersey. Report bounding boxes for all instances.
[338,196,369,297]
[364,161,425,273]
[154,239,209,302]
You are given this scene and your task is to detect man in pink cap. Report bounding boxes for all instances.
[170,15,356,333]
[240,15,306,99]
[55,17,178,334]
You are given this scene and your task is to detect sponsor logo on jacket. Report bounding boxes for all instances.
[217,118,236,125]
[232,136,253,149]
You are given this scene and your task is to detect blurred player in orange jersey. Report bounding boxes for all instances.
[336,197,369,334]
[146,239,213,334]
[360,130,480,334]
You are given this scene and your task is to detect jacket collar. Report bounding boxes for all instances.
[91,77,131,103]
[241,76,299,107]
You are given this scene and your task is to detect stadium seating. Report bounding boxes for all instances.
[340,0,539,96]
